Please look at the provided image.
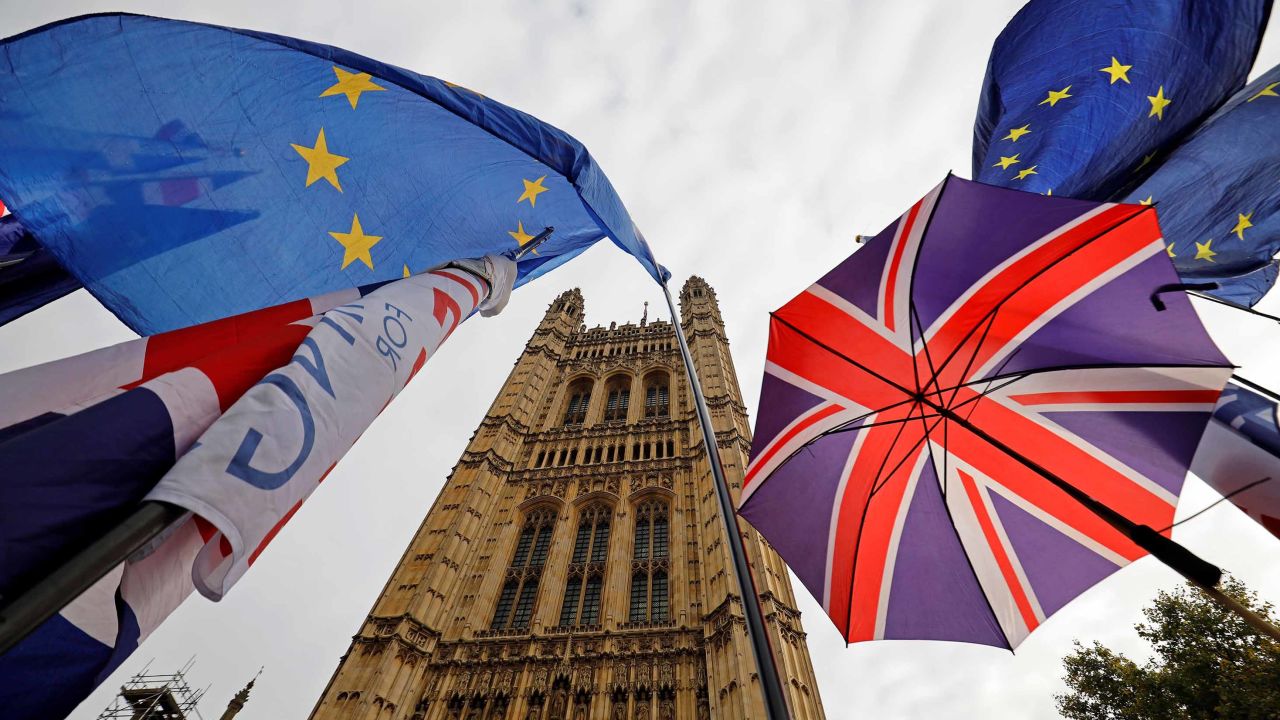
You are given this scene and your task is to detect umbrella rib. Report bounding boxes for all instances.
[754,409,946,497]
[947,359,1236,396]
[904,175,954,399]
[921,425,1017,652]
[843,409,944,639]
[746,396,924,495]
[867,403,935,498]
[911,301,947,403]
[939,310,1004,411]
[916,206,1156,390]
[771,313,919,398]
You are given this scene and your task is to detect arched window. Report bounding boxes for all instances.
[562,378,593,426]
[559,503,611,627]
[491,507,556,630]
[644,372,670,419]
[603,375,631,423]
[629,500,670,623]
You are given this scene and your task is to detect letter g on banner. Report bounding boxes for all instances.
[226,372,316,489]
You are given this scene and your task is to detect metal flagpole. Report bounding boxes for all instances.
[661,280,791,720]
[0,501,188,654]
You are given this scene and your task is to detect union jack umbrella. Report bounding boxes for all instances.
[738,176,1236,649]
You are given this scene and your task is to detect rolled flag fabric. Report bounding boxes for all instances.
[1192,381,1280,539]
[972,0,1271,200]
[147,265,497,599]
[0,259,509,720]
[0,283,369,599]
[0,14,663,334]
[1122,64,1280,306]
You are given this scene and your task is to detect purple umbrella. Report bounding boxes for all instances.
[738,176,1268,647]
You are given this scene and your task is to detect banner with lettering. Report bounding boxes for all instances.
[148,266,492,599]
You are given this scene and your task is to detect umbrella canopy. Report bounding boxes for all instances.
[739,176,1233,649]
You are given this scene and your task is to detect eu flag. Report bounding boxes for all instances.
[1123,64,1280,306]
[972,0,1271,200]
[0,14,664,334]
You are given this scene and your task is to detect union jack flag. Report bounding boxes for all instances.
[739,177,1232,648]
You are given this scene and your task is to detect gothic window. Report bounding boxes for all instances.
[491,507,556,630]
[563,378,593,426]
[629,499,670,623]
[644,372,670,418]
[558,503,611,627]
[602,375,631,423]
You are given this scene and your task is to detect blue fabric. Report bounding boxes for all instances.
[0,388,175,600]
[972,0,1271,201]
[0,612,114,720]
[0,14,665,334]
[1123,64,1280,306]
[1215,380,1280,455]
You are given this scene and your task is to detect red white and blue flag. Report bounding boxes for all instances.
[1192,380,1280,540]
[739,177,1232,648]
[0,263,502,720]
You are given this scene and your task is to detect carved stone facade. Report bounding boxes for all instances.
[309,278,825,719]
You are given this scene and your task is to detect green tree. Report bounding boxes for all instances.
[1056,577,1280,720]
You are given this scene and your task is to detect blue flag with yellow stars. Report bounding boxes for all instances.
[0,14,665,334]
[972,0,1271,200]
[1124,63,1280,306]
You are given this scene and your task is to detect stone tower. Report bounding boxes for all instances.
[309,278,825,720]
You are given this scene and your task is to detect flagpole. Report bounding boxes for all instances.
[662,280,791,720]
[0,501,187,654]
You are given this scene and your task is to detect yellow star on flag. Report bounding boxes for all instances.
[444,80,486,98]
[518,176,550,207]
[1100,57,1132,84]
[1147,86,1172,120]
[403,264,411,278]
[1249,82,1280,102]
[1233,212,1254,240]
[1166,243,1176,258]
[291,128,349,191]
[1040,86,1072,107]
[508,221,535,248]
[1135,152,1157,173]
[329,213,383,270]
[1003,124,1031,142]
[1194,239,1216,262]
[993,154,1021,170]
[1139,196,1154,205]
[1015,165,1038,180]
[320,67,386,109]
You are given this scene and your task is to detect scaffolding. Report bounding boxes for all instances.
[98,658,208,720]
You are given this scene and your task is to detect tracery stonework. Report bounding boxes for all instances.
[309,278,825,720]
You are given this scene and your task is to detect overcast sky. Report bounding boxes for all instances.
[3,1,1280,718]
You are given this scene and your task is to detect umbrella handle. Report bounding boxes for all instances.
[1125,524,1280,643]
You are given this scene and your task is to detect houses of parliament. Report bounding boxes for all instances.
[309,278,825,720]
